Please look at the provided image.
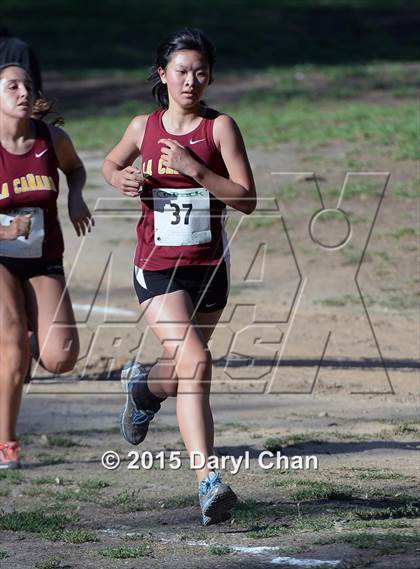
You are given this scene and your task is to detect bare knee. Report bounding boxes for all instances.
[39,333,79,374]
[176,348,212,385]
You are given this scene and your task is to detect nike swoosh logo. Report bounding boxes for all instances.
[190,138,206,145]
[35,148,48,158]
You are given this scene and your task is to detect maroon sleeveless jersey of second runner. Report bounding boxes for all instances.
[0,119,64,260]
[134,107,229,270]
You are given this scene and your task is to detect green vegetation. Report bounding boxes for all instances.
[4,2,418,71]
[249,524,288,538]
[34,559,61,569]
[41,435,80,448]
[316,531,420,552]
[0,510,68,532]
[346,468,409,481]
[0,550,9,559]
[98,545,150,559]
[110,489,145,512]
[289,480,353,501]
[231,499,295,524]
[31,475,62,485]
[65,95,418,161]
[390,226,420,240]
[208,544,232,555]
[0,470,24,483]
[44,528,97,544]
[79,478,111,490]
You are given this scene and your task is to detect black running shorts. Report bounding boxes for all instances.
[0,257,65,280]
[133,261,229,313]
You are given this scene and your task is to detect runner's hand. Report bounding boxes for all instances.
[158,139,198,177]
[112,166,144,197]
[68,194,95,237]
[7,214,32,240]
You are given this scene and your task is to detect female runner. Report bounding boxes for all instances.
[103,28,256,525]
[0,63,93,469]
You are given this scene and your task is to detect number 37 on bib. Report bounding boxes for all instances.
[152,187,212,247]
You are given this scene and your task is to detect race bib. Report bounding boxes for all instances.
[153,187,212,246]
[0,207,45,258]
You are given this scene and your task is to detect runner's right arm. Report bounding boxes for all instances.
[102,116,147,197]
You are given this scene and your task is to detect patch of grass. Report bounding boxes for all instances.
[45,528,97,544]
[326,182,382,199]
[347,518,409,530]
[0,488,10,497]
[34,559,61,569]
[294,515,336,531]
[31,476,62,485]
[0,470,24,483]
[0,550,9,559]
[98,545,149,559]
[249,524,287,538]
[242,216,280,229]
[290,480,353,501]
[351,468,408,481]
[208,544,232,555]
[109,490,145,513]
[394,181,420,199]
[318,294,362,306]
[390,226,420,240]
[231,499,271,524]
[354,503,419,520]
[392,422,419,434]
[274,183,302,202]
[371,250,391,263]
[341,244,366,266]
[0,510,68,532]
[51,486,104,503]
[42,435,80,448]
[23,487,48,497]
[79,479,111,490]
[264,432,325,450]
[232,99,419,160]
[31,452,66,465]
[318,532,420,552]
[264,437,284,452]
[229,282,262,296]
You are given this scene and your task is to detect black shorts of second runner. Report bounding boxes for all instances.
[0,256,65,281]
[134,261,230,313]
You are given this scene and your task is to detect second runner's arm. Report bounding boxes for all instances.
[49,125,94,236]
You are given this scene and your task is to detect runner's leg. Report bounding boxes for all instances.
[0,266,30,441]
[143,290,223,482]
[24,275,79,373]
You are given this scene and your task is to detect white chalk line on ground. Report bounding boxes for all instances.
[72,303,137,317]
[270,557,340,567]
[157,536,341,566]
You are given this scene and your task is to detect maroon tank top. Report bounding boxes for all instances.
[0,119,64,260]
[134,107,230,270]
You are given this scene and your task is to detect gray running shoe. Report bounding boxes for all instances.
[199,471,237,525]
[120,362,157,445]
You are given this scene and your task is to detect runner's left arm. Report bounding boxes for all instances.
[49,125,94,236]
[158,114,256,214]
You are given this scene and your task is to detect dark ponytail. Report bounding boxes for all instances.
[148,27,215,109]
